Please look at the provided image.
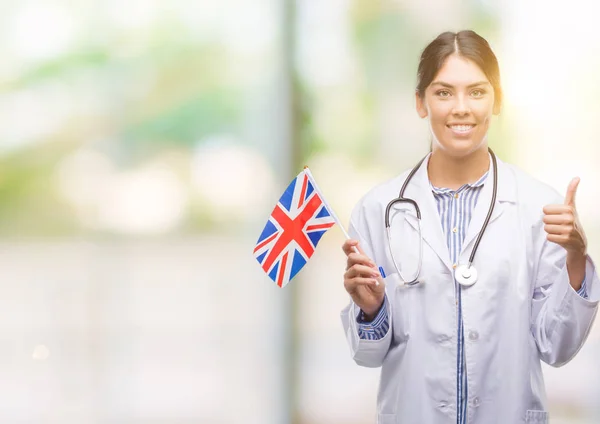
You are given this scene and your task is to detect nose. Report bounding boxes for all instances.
[451,94,471,116]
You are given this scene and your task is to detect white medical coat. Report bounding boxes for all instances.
[341,156,598,424]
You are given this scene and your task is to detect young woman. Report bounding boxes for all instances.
[340,30,597,424]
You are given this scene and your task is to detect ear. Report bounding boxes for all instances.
[415,91,428,118]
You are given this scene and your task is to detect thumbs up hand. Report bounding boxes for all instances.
[542,177,587,257]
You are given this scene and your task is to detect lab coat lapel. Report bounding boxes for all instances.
[460,157,513,258]
[403,156,453,273]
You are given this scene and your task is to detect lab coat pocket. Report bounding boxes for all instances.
[525,410,548,423]
[377,413,396,424]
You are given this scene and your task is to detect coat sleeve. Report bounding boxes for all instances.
[340,200,394,368]
[530,217,599,367]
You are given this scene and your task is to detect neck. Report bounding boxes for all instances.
[427,147,490,190]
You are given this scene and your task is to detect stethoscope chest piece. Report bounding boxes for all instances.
[455,264,478,287]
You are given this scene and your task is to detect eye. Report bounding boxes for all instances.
[471,89,486,97]
[436,90,451,98]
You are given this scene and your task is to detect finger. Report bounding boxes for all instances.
[344,277,379,290]
[564,177,580,206]
[542,215,572,225]
[547,233,569,244]
[342,239,358,255]
[544,224,570,235]
[342,239,366,256]
[346,264,380,278]
[346,252,376,268]
[354,242,366,256]
[543,204,574,215]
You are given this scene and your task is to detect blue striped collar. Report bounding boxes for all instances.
[410,150,516,204]
[430,171,489,194]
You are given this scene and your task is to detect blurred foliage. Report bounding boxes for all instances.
[126,87,241,147]
[0,8,249,236]
[351,3,423,92]
[124,45,243,150]
[9,49,111,89]
[0,1,512,237]
[0,142,79,236]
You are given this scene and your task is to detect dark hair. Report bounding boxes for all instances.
[416,30,502,112]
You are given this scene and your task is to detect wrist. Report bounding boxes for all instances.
[567,250,587,264]
[566,251,586,291]
[362,311,377,322]
[362,300,385,321]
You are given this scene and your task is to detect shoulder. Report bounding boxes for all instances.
[499,161,563,228]
[502,161,562,206]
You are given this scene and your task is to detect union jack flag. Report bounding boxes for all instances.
[253,169,336,288]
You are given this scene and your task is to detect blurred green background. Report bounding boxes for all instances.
[0,0,599,423]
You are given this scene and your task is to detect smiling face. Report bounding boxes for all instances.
[416,53,499,158]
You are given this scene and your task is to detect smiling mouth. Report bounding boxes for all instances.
[447,124,475,133]
[446,124,475,132]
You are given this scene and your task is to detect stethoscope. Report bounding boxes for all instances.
[384,147,498,287]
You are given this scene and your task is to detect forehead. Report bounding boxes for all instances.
[431,54,489,87]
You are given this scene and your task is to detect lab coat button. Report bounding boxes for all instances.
[473,397,480,407]
[468,330,479,341]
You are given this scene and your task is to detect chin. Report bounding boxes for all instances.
[434,134,487,158]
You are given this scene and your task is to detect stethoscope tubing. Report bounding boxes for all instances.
[385,147,498,285]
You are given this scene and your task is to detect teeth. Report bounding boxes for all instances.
[450,125,474,132]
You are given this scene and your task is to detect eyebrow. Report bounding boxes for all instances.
[430,80,490,88]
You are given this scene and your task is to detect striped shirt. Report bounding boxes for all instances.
[357,170,588,423]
